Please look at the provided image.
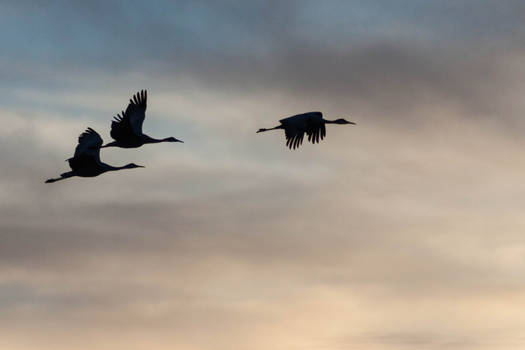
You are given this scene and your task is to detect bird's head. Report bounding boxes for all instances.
[334,118,356,125]
[164,136,184,143]
[124,163,145,169]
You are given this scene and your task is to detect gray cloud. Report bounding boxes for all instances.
[3,1,525,349]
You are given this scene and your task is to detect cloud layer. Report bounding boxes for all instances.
[2,1,525,349]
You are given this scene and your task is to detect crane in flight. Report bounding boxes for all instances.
[257,111,356,149]
[101,90,183,148]
[45,128,144,183]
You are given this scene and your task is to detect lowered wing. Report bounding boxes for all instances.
[280,112,322,149]
[280,118,305,149]
[306,114,326,144]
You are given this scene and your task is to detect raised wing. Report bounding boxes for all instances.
[110,90,147,141]
[280,112,322,149]
[73,127,103,163]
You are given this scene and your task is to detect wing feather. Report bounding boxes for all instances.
[279,112,328,149]
[304,112,324,145]
[280,113,310,150]
[68,127,103,172]
[110,90,147,142]
[73,127,103,162]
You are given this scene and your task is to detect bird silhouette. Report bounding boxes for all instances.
[257,111,356,149]
[45,128,144,183]
[101,90,183,148]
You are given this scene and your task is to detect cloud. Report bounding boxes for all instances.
[3,1,525,349]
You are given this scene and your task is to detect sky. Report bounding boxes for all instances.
[2,1,525,349]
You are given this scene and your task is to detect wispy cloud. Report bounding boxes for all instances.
[2,1,525,349]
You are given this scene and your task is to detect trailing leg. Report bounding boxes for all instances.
[45,172,75,183]
[257,125,282,133]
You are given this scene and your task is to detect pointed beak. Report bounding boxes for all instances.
[177,139,184,143]
[348,121,356,125]
[137,165,145,168]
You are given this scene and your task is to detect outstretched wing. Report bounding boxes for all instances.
[110,90,147,141]
[280,112,321,149]
[73,127,103,163]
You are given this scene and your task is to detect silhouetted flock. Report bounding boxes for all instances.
[46,90,356,183]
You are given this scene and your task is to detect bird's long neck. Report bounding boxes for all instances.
[323,119,338,124]
[143,135,170,144]
[101,164,128,172]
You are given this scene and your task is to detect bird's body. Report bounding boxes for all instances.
[257,111,355,149]
[101,90,183,148]
[45,128,143,183]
